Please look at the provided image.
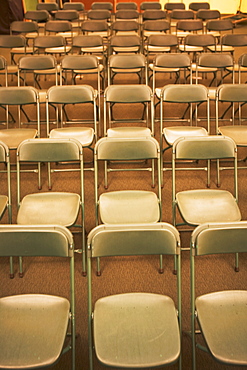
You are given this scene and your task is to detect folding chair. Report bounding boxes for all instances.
[24,10,50,33]
[111,20,140,36]
[94,136,162,273]
[107,54,147,85]
[103,84,154,137]
[238,52,247,83]
[0,35,26,82]
[142,20,170,43]
[0,86,40,151]
[87,9,112,23]
[142,9,167,22]
[18,54,58,105]
[87,223,182,369]
[80,20,110,43]
[46,84,98,150]
[216,83,247,170]
[0,224,75,370]
[190,221,247,369]
[172,136,241,231]
[33,35,71,58]
[144,34,178,58]
[16,138,86,275]
[108,34,142,55]
[10,20,39,48]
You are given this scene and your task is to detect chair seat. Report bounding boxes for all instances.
[0,294,70,369]
[0,129,37,149]
[176,189,241,225]
[149,64,179,73]
[99,190,160,223]
[163,126,208,145]
[179,45,203,52]
[94,292,180,368]
[146,46,171,53]
[196,290,247,366]
[208,45,234,52]
[218,126,247,146]
[45,46,71,54]
[17,192,80,227]
[50,127,94,147]
[0,195,8,217]
[107,127,152,138]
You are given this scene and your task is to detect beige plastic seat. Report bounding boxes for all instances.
[16,137,86,275]
[190,221,247,369]
[103,84,154,137]
[94,136,162,273]
[0,224,75,370]
[87,223,182,369]
[107,53,147,85]
[216,84,247,170]
[160,84,209,181]
[46,84,98,148]
[172,136,241,229]
[0,86,39,150]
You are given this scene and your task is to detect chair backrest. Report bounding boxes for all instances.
[196,9,220,20]
[189,2,210,11]
[182,33,216,50]
[87,222,180,258]
[73,34,104,48]
[221,33,247,51]
[45,20,72,34]
[116,2,138,10]
[87,9,112,21]
[63,2,85,11]
[170,9,195,20]
[24,10,50,23]
[111,20,139,34]
[54,9,80,21]
[176,19,203,32]
[81,20,109,35]
[0,224,74,257]
[142,19,170,33]
[140,2,161,11]
[33,35,66,51]
[164,3,185,11]
[142,9,167,21]
[0,35,26,50]
[91,2,113,11]
[10,20,39,35]
[238,53,247,82]
[191,221,247,256]
[206,19,234,33]
[115,9,140,20]
[36,2,59,12]
[0,141,11,222]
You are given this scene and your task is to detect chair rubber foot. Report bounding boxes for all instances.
[82,271,87,277]
[96,271,101,276]
[38,186,42,190]
[235,267,239,272]
[158,268,164,274]
[19,272,24,278]
[173,269,177,275]
[104,186,108,190]
[48,186,52,190]
[217,184,221,188]
[9,273,14,279]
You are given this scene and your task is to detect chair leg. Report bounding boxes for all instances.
[235,252,239,272]
[9,256,14,279]
[19,256,23,278]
